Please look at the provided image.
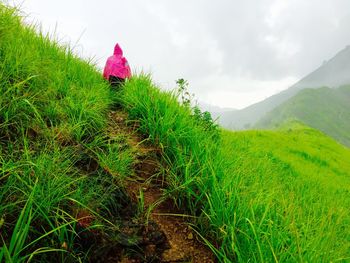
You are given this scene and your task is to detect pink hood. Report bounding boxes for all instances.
[114,43,123,57]
[103,43,132,80]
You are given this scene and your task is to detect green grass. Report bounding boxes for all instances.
[0,5,133,261]
[119,77,350,262]
[256,86,350,147]
[119,76,222,213]
[1,3,350,262]
[0,5,113,141]
[219,125,350,262]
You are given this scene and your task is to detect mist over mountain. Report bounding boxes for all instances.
[197,101,236,118]
[218,45,350,129]
[256,86,350,147]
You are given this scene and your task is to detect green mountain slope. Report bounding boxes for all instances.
[256,86,350,147]
[221,125,350,261]
[218,46,350,129]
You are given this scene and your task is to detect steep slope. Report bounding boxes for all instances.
[0,4,137,262]
[219,45,350,129]
[0,5,215,262]
[256,86,350,147]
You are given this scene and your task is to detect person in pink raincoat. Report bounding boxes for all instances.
[103,43,132,88]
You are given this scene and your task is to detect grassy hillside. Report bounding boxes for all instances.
[218,46,350,130]
[220,124,350,261]
[0,5,222,262]
[0,5,136,262]
[256,86,350,147]
[118,73,350,261]
[1,4,350,262]
[119,77,350,262]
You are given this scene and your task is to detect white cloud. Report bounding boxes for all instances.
[7,0,350,108]
[196,74,298,109]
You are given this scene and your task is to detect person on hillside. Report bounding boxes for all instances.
[103,43,131,88]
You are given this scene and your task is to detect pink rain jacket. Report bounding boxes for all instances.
[103,43,132,80]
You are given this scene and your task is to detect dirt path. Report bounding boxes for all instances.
[108,110,215,263]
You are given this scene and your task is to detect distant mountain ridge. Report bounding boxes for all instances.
[197,101,235,114]
[218,45,350,129]
[256,86,350,147]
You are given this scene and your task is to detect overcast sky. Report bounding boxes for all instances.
[8,0,350,109]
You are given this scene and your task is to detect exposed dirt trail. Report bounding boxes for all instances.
[108,110,215,263]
